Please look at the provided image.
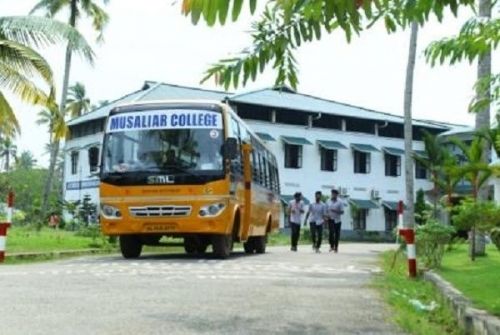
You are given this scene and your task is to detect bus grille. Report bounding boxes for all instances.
[129,205,192,217]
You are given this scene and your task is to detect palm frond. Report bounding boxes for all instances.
[30,0,69,17]
[0,39,54,88]
[0,59,51,105]
[0,16,94,63]
[0,91,20,135]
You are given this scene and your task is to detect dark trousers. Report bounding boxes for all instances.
[328,220,342,251]
[309,222,316,246]
[310,223,323,249]
[290,223,301,248]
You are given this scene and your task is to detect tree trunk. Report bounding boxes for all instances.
[471,0,491,260]
[403,21,419,229]
[40,0,77,222]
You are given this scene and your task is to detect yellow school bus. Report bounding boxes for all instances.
[99,101,281,258]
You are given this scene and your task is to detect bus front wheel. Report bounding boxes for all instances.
[212,234,232,259]
[119,235,143,259]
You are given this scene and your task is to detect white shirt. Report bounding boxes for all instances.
[308,201,327,225]
[327,198,344,223]
[287,199,304,224]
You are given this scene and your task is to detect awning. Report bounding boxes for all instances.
[280,195,311,205]
[281,136,313,146]
[413,150,428,158]
[256,132,276,141]
[349,199,379,209]
[351,143,379,153]
[317,140,347,150]
[383,147,405,156]
[382,201,406,211]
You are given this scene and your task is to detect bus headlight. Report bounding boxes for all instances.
[101,204,122,219]
[199,203,226,217]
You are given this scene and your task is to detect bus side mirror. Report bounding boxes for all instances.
[224,137,238,160]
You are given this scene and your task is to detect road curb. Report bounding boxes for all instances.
[424,271,500,335]
[6,248,114,261]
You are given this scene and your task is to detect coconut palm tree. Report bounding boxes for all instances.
[0,137,17,172]
[66,81,91,117]
[0,15,94,135]
[30,0,109,220]
[15,151,37,170]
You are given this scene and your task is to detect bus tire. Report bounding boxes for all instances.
[196,239,209,254]
[119,235,142,259]
[243,239,254,254]
[254,235,267,254]
[212,234,232,259]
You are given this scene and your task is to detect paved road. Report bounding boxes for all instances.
[0,244,402,335]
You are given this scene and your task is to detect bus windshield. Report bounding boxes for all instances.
[101,108,225,184]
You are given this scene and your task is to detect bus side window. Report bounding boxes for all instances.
[251,150,259,183]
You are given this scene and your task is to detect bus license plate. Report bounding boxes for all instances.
[144,223,177,232]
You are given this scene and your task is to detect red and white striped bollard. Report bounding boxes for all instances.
[0,191,14,262]
[397,200,417,278]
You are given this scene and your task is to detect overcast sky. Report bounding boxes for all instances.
[2,0,498,167]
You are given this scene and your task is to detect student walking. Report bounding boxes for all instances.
[305,191,327,253]
[287,192,305,252]
[327,189,344,253]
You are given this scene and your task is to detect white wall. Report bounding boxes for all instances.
[245,120,434,232]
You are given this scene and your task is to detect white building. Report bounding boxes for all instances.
[64,81,469,239]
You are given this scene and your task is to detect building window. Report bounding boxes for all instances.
[353,209,367,230]
[385,154,401,177]
[284,144,302,169]
[354,151,370,174]
[385,209,397,232]
[320,148,337,171]
[71,151,79,175]
[415,160,428,179]
[88,147,100,173]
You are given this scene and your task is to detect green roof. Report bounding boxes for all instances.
[382,201,406,211]
[281,136,313,146]
[281,195,311,205]
[349,199,379,209]
[383,147,405,156]
[317,140,347,150]
[351,143,379,153]
[256,132,276,141]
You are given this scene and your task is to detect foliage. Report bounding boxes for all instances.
[31,0,110,42]
[416,220,456,269]
[180,0,475,90]
[0,136,17,172]
[0,15,94,134]
[77,194,97,225]
[375,250,463,335]
[425,15,499,114]
[65,81,91,117]
[452,199,500,232]
[439,243,500,315]
[0,168,61,223]
[415,188,431,225]
[14,150,37,170]
[451,136,492,199]
[491,227,500,251]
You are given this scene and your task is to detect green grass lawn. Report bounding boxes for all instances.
[5,227,107,253]
[438,244,500,316]
[375,250,462,335]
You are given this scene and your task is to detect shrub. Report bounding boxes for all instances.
[452,199,500,232]
[416,220,456,269]
[491,228,500,251]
